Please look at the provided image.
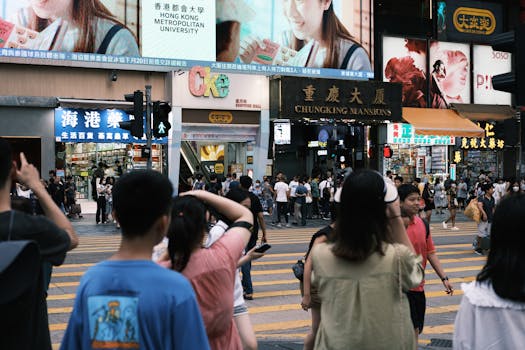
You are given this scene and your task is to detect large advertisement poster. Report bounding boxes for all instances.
[382,36,427,107]
[0,0,374,79]
[473,45,512,105]
[429,41,471,108]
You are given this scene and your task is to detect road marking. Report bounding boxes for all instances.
[48,307,73,314]
[253,320,310,332]
[47,294,76,301]
[49,323,67,331]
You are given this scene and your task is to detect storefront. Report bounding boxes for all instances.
[54,107,168,200]
[383,122,455,182]
[269,76,402,177]
[169,67,270,190]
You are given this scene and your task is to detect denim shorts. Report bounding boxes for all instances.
[477,221,491,238]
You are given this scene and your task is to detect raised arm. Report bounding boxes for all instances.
[17,153,78,249]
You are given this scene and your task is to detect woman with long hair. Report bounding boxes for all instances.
[13,0,139,55]
[311,169,423,349]
[443,181,459,231]
[422,181,435,223]
[241,0,371,71]
[454,194,525,349]
[166,190,253,350]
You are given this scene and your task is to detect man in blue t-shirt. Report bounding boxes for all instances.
[61,171,210,350]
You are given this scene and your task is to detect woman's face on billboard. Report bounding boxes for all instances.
[282,0,331,41]
[31,0,72,20]
[442,51,468,97]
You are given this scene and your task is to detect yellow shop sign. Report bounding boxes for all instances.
[208,111,233,124]
[453,7,496,35]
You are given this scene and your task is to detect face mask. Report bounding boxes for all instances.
[513,186,520,192]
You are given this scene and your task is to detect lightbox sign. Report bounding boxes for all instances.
[387,123,455,145]
[473,45,512,105]
[274,120,291,145]
[189,66,229,97]
[0,0,374,80]
[54,108,167,144]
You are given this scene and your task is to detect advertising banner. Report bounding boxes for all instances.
[0,0,374,79]
[473,45,512,105]
[387,123,455,146]
[382,36,427,108]
[438,0,503,43]
[429,41,471,108]
[54,108,167,144]
[271,76,402,122]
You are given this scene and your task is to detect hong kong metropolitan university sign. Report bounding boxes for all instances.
[270,76,402,122]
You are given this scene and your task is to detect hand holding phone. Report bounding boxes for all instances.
[254,243,272,253]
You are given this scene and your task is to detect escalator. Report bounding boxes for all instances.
[179,141,211,190]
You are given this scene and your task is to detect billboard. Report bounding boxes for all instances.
[382,36,427,107]
[473,45,512,105]
[0,0,374,79]
[429,40,471,108]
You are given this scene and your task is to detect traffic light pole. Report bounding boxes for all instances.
[145,85,152,170]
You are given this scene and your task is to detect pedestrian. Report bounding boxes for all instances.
[433,178,446,215]
[239,176,268,300]
[453,194,525,349]
[288,175,299,224]
[398,184,454,345]
[104,177,114,223]
[443,181,459,230]
[64,175,76,217]
[474,183,495,255]
[311,169,424,350]
[60,170,209,349]
[505,180,522,197]
[1,139,78,350]
[294,178,307,226]
[456,178,468,210]
[274,174,290,227]
[310,174,321,218]
[318,175,332,220]
[394,175,404,188]
[205,173,223,195]
[164,190,253,350]
[300,190,338,350]
[95,175,107,224]
[422,181,435,223]
[262,177,275,216]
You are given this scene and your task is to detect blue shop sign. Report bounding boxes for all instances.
[54,108,167,144]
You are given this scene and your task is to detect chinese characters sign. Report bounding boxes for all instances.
[459,122,504,150]
[387,123,455,146]
[54,108,167,144]
[271,77,402,121]
[444,0,502,43]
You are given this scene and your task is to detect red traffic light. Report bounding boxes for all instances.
[383,145,393,158]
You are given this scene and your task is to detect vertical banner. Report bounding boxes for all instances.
[429,41,471,108]
[382,36,427,107]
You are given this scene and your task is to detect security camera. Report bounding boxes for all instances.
[110,70,118,82]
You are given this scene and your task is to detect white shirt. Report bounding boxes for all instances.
[289,180,299,197]
[454,281,525,350]
[274,181,289,202]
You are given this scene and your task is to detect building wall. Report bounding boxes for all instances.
[0,107,55,177]
[0,64,167,101]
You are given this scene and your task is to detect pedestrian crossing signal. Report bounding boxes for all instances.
[152,101,172,138]
[383,145,393,158]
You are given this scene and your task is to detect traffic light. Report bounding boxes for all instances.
[490,24,525,106]
[383,145,393,158]
[119,90,144,138]
[152,101,172,138]
[327,140,338,159]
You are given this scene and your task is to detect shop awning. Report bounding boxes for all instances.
[450,103,516,121]
[402,107,485,137]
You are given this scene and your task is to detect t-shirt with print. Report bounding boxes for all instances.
[60,260,209,350]
[0,210,71,350]
[406,216,436,292]
[182,230,246,350]
[274,181,289,203]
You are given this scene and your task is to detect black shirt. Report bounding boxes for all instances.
[0,210,70,350]
[478,195,495,223]
[306,225,334,260]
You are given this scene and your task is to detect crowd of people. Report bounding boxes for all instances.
[2,133,524,349]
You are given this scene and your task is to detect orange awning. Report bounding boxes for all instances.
[402,107,485,137]
[451,103,516,121]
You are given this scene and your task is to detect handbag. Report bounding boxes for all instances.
[292,259,304,281]
[305,195,313,204]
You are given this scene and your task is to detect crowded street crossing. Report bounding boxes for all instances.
[47,221,484,349]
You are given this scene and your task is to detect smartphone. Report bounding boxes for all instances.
[254,243,272,253]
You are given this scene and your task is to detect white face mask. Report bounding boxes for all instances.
[513,186,520,192]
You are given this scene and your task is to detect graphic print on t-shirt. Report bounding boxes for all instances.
[88,295,140,348]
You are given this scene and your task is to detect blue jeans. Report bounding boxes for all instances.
[241,260,253,295]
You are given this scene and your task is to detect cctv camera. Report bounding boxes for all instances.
[110,70,118,82]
